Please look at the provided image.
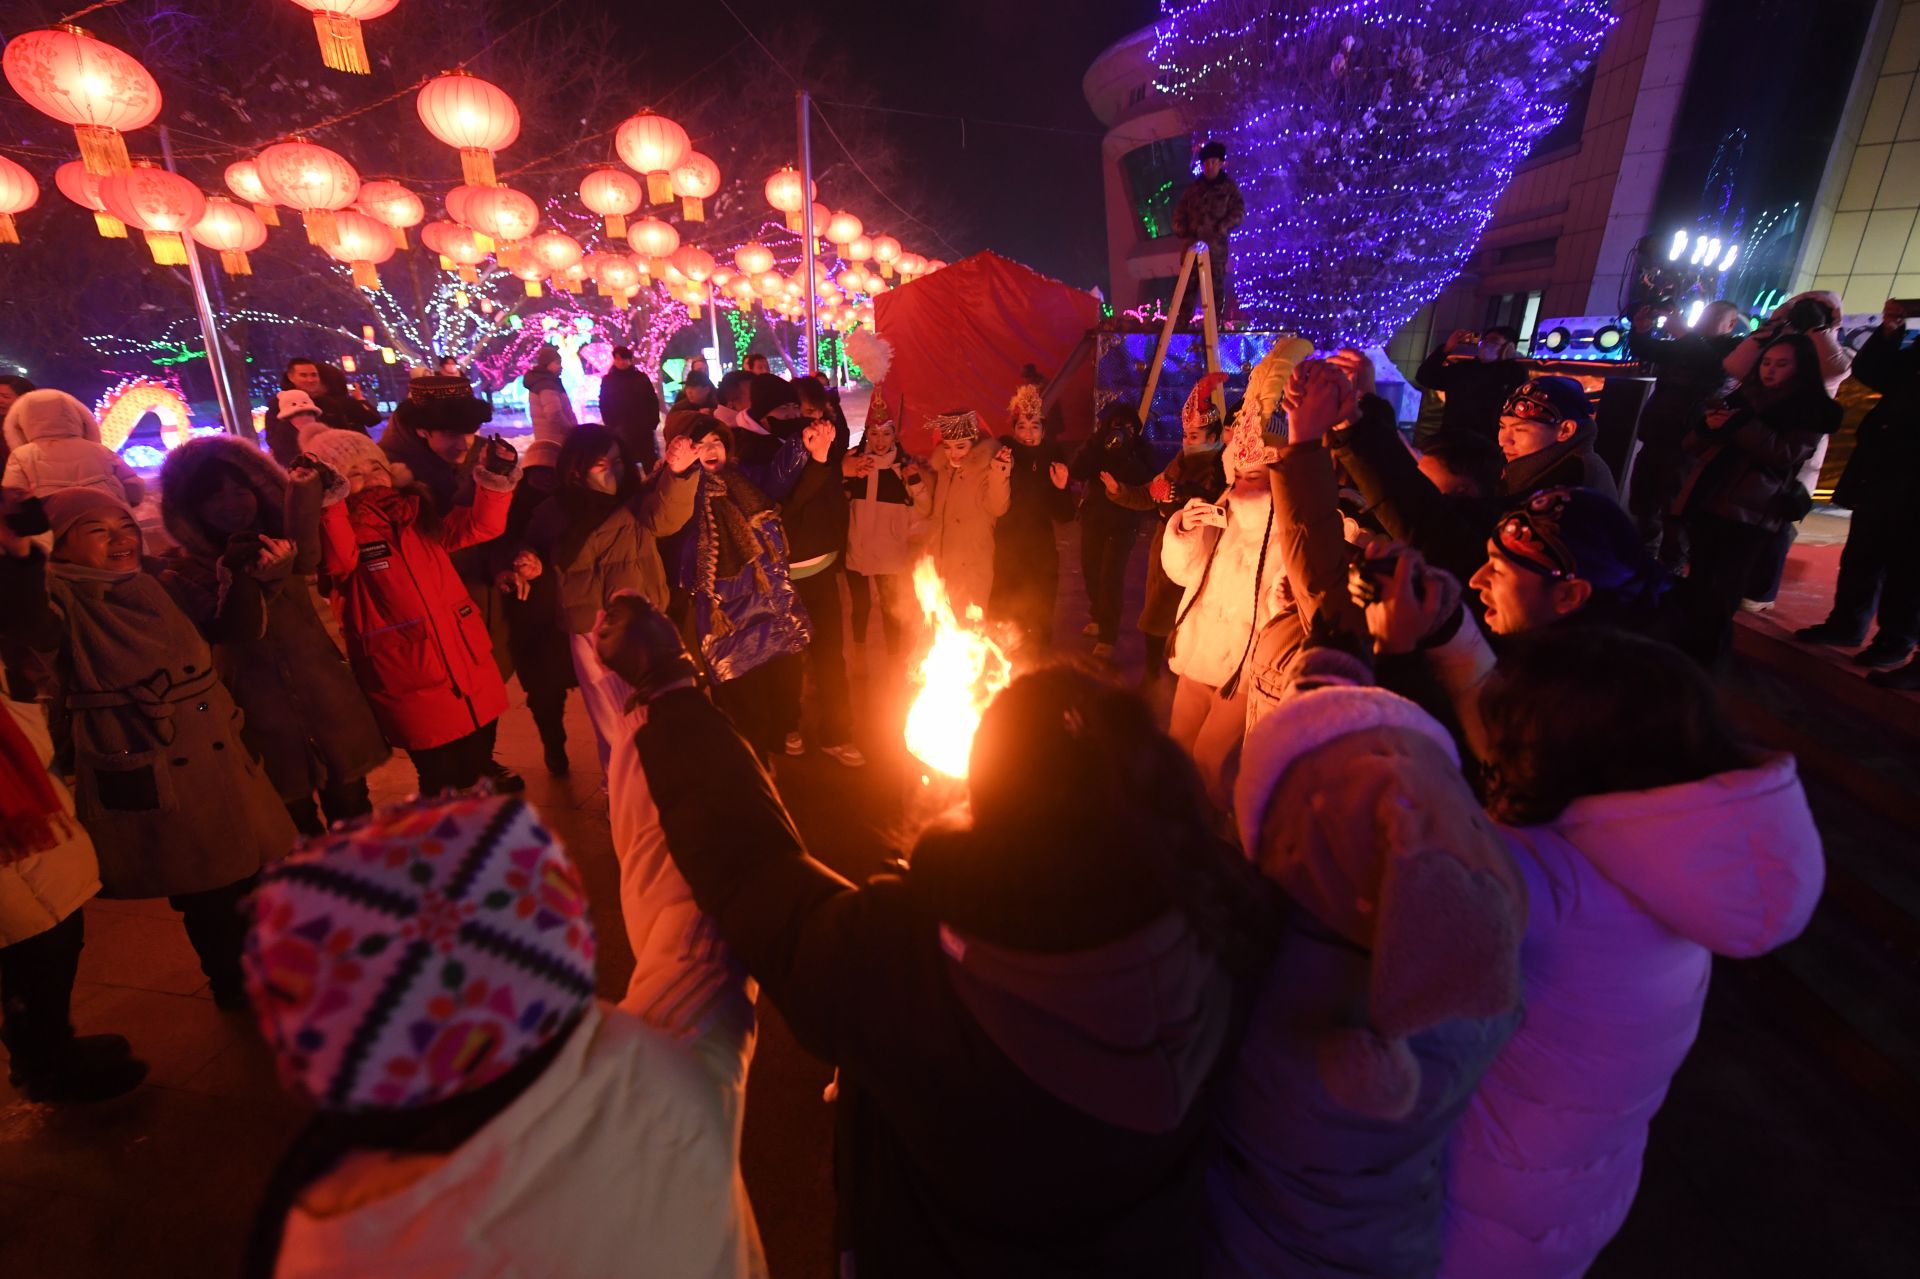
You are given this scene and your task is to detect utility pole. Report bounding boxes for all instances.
[797,89,820,376]
[159,125,250,439]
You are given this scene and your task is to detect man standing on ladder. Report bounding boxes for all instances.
[1172,140,1245,327]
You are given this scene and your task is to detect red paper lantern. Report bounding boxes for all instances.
[254,137,360,246]
[54,159,125,239]
[614,111,690,204]
[870,234,902,278]
[3,26,162,176]
[355,179,424,249]
[846,234,873,263]
[530,230,583,274]
[626,216,679,269]
[670,151,720,222]
[100,160,206,265]
[596,253,641,308]
[464,184,539,244]
[825,210,863,250]
[734,241,775,276]
[504,249,546,297]
[191,196,268,274]
[288,1,398,75]
[0,156,38,246]
[669,244,716,283]
[895,251,928,280]
[416,70,520,186]
[924,259,948,274]
[438,224,485,281]
[764,166,815,232]
[223,159,281,226]
[579,168,642,238]
[324,207,395,289]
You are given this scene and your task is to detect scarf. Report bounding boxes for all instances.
[1499,432,1589,497]
[863,444,898,469]
[0,704,69,865]
[48,559,141,586]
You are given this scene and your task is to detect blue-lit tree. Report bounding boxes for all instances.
[1154,0,1613,347]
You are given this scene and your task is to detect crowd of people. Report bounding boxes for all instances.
[0,276,1908,1277]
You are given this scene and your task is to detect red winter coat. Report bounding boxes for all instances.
[320,483,511,751]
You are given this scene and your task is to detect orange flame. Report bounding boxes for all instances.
[904,558,1012,778]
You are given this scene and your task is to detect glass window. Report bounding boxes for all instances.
[1119,136,1193,242]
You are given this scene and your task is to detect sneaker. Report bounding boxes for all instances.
[822,743,867,768]
[1091,641,1116,660]
[1866,658,1920,691]
[1081,621,1100,637]
[1794,621,1865,646]
[484,760,526,794]
[784,732,805,756]
[543,744,570,777]
[1738,598,1775,614]
[1852,639,1917,670]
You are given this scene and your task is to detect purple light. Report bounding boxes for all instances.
[1153,0,1614,347]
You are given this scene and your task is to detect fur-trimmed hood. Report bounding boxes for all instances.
[3,389,102,450]
[158,435,288,559]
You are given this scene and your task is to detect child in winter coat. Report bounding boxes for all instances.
[924,410,1011,619]
[2,685,147,1102]
[1071,404,1158,658]
[264,390,331,466]
[303,428,520,796]
[525,424,698,773]
[989,385,1075,654]
[157,437,390,835]
[781,383,862,764]
[524,344,579,449]
[0,489,297,1008]
[242,790,763,1279]
[842,396,931,657]
[599,595,1274,1278]
[2,389,145,506]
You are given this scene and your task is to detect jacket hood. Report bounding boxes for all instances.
[158,435,289,558]
[1546,752,1823,956]
[4,389,102,450]
[939,911,1232,1135]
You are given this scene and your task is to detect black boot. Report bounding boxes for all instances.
[1866,657,1920,691]
[9,1034,148,1103]
[484,758,527,793]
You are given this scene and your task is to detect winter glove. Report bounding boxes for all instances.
[219,532,264,574]
[481,434,519,477]
[290,454,348,506]
[595,593,700,707]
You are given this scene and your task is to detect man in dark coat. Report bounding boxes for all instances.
[283,358,381,435]
[1798,301,1920,685]
[1170,141,1245,319]
[598,345,662,469]
[1413,327,1530,446]
[1624,301,1746,558]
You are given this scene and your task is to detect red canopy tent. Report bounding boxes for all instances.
[873,251,1102,454]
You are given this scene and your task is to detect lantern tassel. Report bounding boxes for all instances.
[459,148,496,187]
[459,265,476,283]
[881,263,894,279]
[688,301,703,320]
[605,212,627,239]
[646,173,673,205]
[254,203,280,226]
[352,261,380,290]
[94,210,127,239]
[311,13,372,74]
[304,207,339,248]
[221,250,253,275]
[0,213,17,246]
[681,196,705,223]
[439,253,454,270]
[785,211,803,233]
[454,288,468,309]
[389,226,408,250]
[523,279,543,298]
[611,291,627,311]
[144,230,187,266]
[75,125,130,177]
[473,230,495,253]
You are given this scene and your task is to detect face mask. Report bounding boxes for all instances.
[585,469,618,494]
[1183,439,1223,456]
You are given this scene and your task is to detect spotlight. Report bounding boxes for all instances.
[1668,230,1687,262]
[1719,244,1739,271]
[1539,326,1572,353]
[1593,325,1624,353]
[1686,299,1706,328]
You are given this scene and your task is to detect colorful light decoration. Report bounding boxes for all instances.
[579,168,642,238]
[254,136,360,247]
[191,196,268,274]
[416,70,520,186]
[325,208,396,289]
[54,160,127,238]
[614,111,690,205]
[288,0,398,76]
[94,375,194,452]
[223,159,281,225]
[1153,0,1613,346]
[3,26,161,176]
[669,151,720,222]
[355,179,424,249]
[0,156,40,246]
[764,166,814,232]
[99,160,205,265]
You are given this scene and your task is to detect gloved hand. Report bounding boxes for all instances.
[481,434,519,477]
[594,593,699,706]
[220,531,264,573]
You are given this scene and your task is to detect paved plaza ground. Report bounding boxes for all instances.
[2,511,1916,1278]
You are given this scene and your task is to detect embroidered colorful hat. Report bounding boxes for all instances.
[1224,335,1314,476]
[1182,372,1228,436]
[243,793,598,1113]
[930,409,982,442]
[1008,384,1043,429]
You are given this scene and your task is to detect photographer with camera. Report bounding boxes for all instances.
[1414,326,1530,446]
[1626,301,1748,560]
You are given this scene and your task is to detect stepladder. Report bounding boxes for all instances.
[1139,241,1227,428]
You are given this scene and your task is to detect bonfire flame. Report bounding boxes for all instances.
[904,558,1012,779]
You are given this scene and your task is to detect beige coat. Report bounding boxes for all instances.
[0,697,100,947]
[926,439,1010,617]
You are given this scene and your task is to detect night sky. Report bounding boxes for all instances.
[609,0,1162,294]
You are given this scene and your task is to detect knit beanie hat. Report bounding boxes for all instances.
[302,427,389,480]
[41,487,134,541]
[1495,485,1670,609]
[748,372,800,422]
[275,389,321,421]
[243,793,598,1113]
[533,343,563,370]
[1235,653,1525,1119]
